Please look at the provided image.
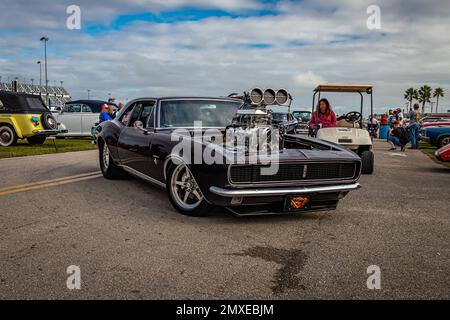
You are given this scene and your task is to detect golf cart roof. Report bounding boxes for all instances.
[314,84,373,93]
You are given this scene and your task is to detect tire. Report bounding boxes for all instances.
[27,136,46,145]
[361,150,374,175]
[166,163,212,217]
[0,125,18,147]
[99,141,125,179]
[438,136,450,148]
[41,112,58,130]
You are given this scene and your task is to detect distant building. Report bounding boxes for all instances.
[0,81,71,109]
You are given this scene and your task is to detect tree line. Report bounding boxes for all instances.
[404,86,445,114]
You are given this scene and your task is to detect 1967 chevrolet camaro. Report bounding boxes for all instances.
[96,89,362,216]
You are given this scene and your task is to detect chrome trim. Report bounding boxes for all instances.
[227,161,359,186]
[119,165,166,189]
[32,129,67,134]
[210,183,361,197]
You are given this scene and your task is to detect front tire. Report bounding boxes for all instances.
[27,136,46,145]
[99,141,125,179]
[438,136,450,148]
[166,164,211,217]
[361,150,374,174]
[0,125,18,147]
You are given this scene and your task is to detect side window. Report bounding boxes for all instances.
[66,104,81,113]
[82,104,93,113]
[119,104,135,126]
[0,98,5,111]
[138,102,155,128]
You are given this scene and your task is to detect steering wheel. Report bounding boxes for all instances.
[345,111,362,123]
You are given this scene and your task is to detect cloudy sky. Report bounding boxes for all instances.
[0,0,449,114]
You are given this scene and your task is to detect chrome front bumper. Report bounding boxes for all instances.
[209,183,361,197]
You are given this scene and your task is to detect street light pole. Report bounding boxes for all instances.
[40,36,49,105]
[37,61,42,87]
[88,89,91,100]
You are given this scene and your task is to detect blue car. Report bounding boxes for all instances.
[271,111,298,134]
[420,125,450,148]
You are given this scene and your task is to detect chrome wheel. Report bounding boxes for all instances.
[102,144,110,170]
[0,126,15,146]
[170,165,204,210]
[441,137,450,147]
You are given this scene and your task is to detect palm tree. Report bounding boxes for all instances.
[418,85,432,114]
[433,88,444,113]
[404,88,418,110]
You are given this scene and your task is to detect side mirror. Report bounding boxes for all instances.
[133,120,144,129]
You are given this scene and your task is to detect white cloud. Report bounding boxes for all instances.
[293,71,326,88]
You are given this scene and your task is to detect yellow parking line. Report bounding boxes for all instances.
[0,171,102,197]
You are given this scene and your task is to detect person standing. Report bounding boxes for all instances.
[113,101,123,119]
[99,104,112,123]
[408,103,421,149]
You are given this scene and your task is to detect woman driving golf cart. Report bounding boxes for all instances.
[309,98,337,129]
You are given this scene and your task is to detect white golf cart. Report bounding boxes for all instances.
[310,84,375,174]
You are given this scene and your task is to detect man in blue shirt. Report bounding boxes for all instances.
[99,104,112,123]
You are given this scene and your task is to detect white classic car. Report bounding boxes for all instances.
[53,100,116,137]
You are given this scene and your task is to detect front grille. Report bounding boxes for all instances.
[229,162,357,184]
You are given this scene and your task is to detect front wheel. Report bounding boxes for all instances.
[0,125,18,147]
[438,136,450,148]
[167,164,211,217]
[99,141,125,179]
[361,150,374,174]
[27,136,46,145]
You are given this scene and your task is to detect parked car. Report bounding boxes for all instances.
[292,110,311,134]
[270,111,298,133]
[96,93,361,217]
[54,100,117,137]
[421,120,450,127]
[420,125,450,147]
[435,143,450,162]
[0,90,65,146]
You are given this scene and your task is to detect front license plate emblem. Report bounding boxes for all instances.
[285,195,310,212]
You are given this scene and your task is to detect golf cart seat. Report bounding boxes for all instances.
[336,118,360,128]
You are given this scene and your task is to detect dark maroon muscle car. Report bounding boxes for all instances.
[96,95,361,217]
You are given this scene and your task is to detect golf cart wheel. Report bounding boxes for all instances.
[27,136,46,145]
[361,150,374,175]
[99,140,125,179]
[0,125,18,147]
[166,163,211,217]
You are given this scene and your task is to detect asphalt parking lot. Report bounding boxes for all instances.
[0,140,449,299]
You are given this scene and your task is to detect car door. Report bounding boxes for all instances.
[117,100,156,176]
[80,104,99,136]
[58,104,82,135]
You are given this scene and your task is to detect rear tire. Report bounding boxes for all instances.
[0,125,18,147]
[27,136,46,145]
[99,141,125,179]
[361,150,374,174]
[166,163,212,217]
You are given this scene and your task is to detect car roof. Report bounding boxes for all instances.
[314,84,373,93]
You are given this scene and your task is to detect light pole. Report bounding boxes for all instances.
[60,81,63,87]
[37,61,42,87]
[40,36,49,104]
[31,78,34,86]
[87,89,91,100]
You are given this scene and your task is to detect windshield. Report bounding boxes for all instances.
[159,100,241,127]
[293,111,311,120]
